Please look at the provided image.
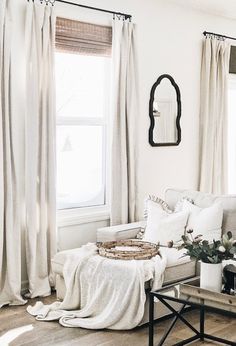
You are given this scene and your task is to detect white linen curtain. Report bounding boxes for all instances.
[25,1,56,298]
[0,0,26,308]
[198,35,230,194]
[110,19,137,225]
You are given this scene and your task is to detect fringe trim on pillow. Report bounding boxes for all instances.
[143,195,173,220]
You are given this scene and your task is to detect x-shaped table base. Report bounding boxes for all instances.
[149,294,236,346]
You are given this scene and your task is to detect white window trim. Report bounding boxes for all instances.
[57,117,106,126]
[57,205,110,227]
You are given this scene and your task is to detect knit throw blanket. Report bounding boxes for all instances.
[27,243,167,330]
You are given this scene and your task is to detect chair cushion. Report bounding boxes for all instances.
[51,248,80,276]
[163,259,195,285]
[165,189,236,237]
[181,199,223,241]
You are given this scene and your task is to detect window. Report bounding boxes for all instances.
[228,74,236,193]
[55,18,112,210]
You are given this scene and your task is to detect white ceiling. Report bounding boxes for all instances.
[169,0,236,20]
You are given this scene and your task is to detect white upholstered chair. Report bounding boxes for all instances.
[52,189,236,325]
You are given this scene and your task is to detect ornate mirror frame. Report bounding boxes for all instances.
[148,74,182,147]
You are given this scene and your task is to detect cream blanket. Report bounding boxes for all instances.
[27,243,167,330]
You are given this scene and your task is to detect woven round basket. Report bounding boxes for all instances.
[98,240,160,260]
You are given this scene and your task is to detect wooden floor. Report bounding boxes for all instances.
[0,294,235,346]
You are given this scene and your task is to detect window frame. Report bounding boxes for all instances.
[55,53,111,223]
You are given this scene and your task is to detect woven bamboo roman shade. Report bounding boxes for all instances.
[55,17,112,57]
[229,46,236,74]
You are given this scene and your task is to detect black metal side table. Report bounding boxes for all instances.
[149,278,236,346]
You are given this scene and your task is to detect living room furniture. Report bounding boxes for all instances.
[52,189,236,325]
[149,277,236,346]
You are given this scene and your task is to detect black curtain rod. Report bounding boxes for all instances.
[203,31,236,41]
[55,0,132,20]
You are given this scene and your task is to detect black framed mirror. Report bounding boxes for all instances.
[149,74,181,146]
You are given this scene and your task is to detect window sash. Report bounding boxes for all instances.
[57,123,107,210]
[57,116,106,126]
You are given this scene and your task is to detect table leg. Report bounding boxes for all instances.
[200,306,205,341]
[149,294,154,346]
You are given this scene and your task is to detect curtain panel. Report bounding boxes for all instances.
[0,0,26,308]
[25,1,57,298]
[198,36,230,194]
[110,19,138,225]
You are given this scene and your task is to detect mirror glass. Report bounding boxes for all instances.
[149,75,181,146]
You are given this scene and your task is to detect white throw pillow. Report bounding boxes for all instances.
[182,200,223,242]
[143,199,189,245]
[174,197,194,212]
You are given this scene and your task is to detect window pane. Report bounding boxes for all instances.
[55,53,110,118]
[57,125,105,209]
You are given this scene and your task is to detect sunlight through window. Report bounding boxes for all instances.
[55,53,111,209]
[0,325,33,346]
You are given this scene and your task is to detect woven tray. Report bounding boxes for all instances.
[98,240,160,260]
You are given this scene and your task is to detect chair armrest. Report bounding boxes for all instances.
[97,221,146,242]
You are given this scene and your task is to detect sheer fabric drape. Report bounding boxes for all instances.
[198,36,230,194]
[25,1,56,298]
[110,19,138,225]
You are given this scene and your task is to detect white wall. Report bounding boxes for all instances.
[10,0,236,287]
